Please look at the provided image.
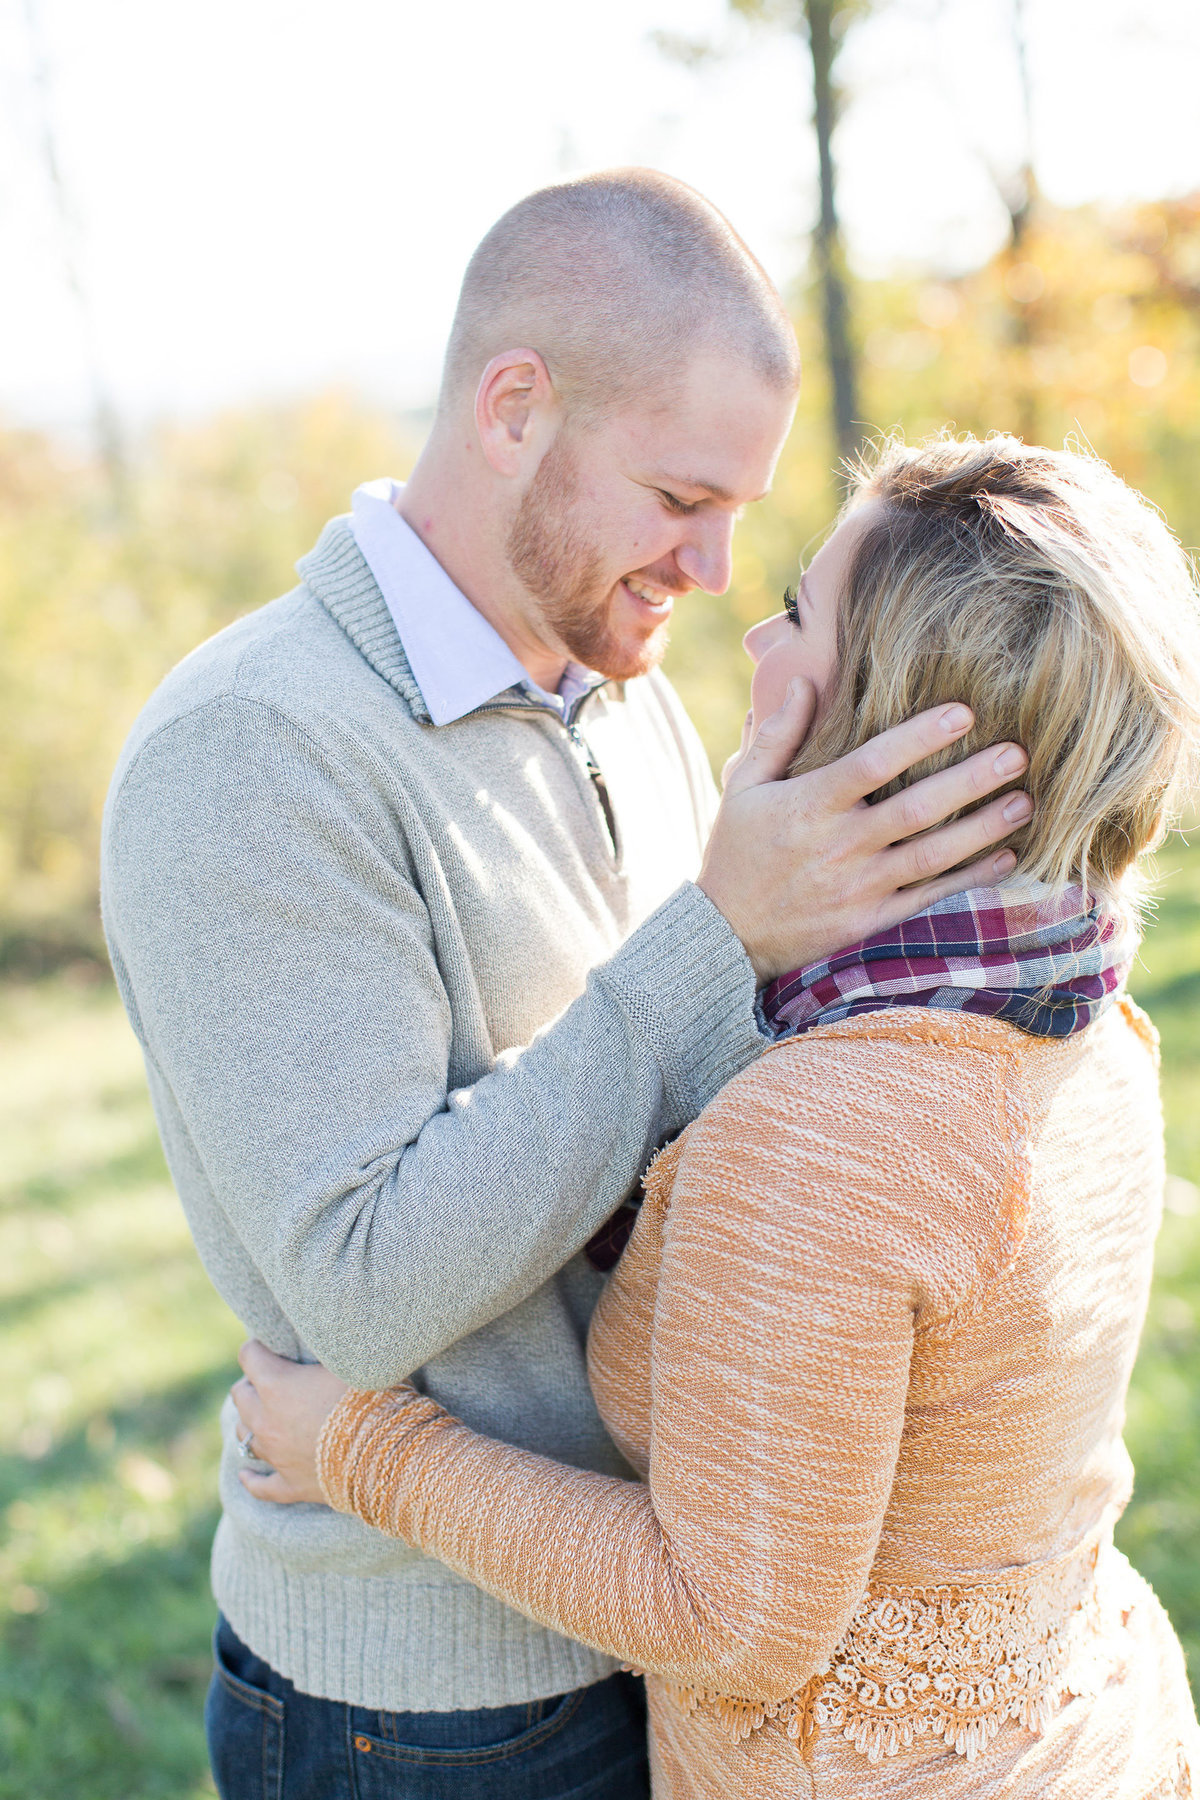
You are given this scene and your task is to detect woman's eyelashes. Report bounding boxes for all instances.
[783,585,802,629]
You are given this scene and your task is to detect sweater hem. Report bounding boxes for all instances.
[211,1517,621,1710]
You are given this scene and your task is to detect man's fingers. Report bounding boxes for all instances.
[722,677,818,797]
[820,704,979,810]
[873,848,1019,936]
[857,742,1030,853]
[882,787,1033,889]
[720,710,755,792]
[920,847,1019,908]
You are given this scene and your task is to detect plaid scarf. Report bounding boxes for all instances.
[585,883,1134,1272]
[759,883,1135,1043]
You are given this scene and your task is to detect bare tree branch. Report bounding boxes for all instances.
[23,0,126,505]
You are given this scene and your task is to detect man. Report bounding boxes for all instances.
[101,169,1028,1799]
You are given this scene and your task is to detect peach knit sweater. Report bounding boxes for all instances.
[319,1001,1199,1797]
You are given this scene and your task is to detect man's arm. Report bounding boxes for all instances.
[103,687,1028,1392]
[102,696,761,1389]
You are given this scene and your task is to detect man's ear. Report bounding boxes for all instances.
[474,348,558,477]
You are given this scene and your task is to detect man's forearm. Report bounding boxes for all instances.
[103,701,761,1388]
[266,882,761,1385]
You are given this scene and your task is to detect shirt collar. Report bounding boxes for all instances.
[349,478,603,725]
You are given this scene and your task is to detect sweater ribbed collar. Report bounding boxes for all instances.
[297,516,433,723]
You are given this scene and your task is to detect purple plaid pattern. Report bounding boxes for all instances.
[586,885,1134,1270]
[761,885,1135,1043]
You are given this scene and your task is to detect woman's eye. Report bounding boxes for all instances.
[783,585,802,628]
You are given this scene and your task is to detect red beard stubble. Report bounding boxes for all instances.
[505,435,673,682]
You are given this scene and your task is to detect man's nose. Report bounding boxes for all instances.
[675,512,736,596]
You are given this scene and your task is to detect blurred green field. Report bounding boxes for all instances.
[1,838,1199,1798]
[0,976,237,1799]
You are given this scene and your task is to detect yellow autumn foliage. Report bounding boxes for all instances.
[2,196,1198,969]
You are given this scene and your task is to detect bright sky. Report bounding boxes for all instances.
[3,0,1199,432]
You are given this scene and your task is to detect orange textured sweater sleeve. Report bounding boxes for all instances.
[317,1016,1031,1706]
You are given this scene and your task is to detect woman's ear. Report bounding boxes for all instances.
[474,348,559,478]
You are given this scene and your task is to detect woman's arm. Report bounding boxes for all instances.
[307,1023,1023,1704]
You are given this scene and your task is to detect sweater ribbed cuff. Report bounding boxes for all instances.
[597,881,763,1135]
[316,1387,390,1516]
[317,1385,445,1537]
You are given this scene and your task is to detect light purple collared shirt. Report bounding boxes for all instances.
[350,479,601,724]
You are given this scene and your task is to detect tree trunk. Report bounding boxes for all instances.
[805,0,861,481]
[24,0,127,515]
[1004,0,1038,441]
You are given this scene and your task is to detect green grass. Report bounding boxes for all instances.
[0,977,240,1799]
[1,839,1199,1795]
[1118,832,1200,1678]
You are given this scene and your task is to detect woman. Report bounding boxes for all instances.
[233,434,1200,1797]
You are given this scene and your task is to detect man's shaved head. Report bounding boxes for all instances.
[401,169,797,695]
[439,167,800,422]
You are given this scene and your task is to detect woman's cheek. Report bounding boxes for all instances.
[749,645,806,725]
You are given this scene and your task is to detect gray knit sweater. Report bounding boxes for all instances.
[100,517,764,1710]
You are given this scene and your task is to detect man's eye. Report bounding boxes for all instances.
[659,491,699,516]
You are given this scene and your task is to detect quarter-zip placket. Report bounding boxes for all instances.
[562,717,618,854]
[469,688,619,861]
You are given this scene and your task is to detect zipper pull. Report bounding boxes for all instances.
[565,723,618,854]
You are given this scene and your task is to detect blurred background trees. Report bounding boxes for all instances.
[731,0,874,472]
[5,216,1200,1777]
[667,188,1200,744]
[4,1,1200,1789]
[0,396,415,971]
[6,0,1198,971]
[2,187,1198,972]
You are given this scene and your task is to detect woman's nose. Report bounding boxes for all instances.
[743,612,789,665]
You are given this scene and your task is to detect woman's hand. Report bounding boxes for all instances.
[230,1339,349,1505]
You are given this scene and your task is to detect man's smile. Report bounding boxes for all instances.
[621,577,678,618]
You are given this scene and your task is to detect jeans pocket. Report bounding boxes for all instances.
[349,1688,583,1768]
[205,1619,286,1800]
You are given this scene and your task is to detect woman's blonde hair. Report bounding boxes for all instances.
[789,433,1200,905]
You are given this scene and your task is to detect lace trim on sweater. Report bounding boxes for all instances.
[661,1534,1128,1766]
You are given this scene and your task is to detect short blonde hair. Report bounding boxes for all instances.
[789,433,1200,904]
[440,168,800,422]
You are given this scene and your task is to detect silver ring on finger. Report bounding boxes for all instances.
[236,1427,257,1462]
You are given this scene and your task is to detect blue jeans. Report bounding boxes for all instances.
[205,1616,651,1800]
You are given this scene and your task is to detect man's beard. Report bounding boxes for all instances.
[506,436,672,682]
